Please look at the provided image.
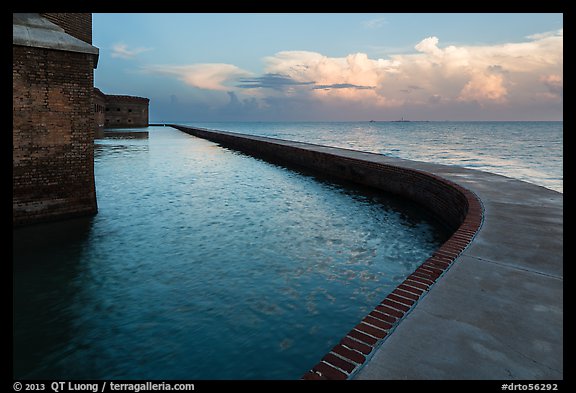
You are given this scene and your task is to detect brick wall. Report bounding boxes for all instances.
[104,96,149,128]
[93,88,106,134]
[40,13,92,44]
[13,45,98,225]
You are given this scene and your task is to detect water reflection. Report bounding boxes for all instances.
[13,127,447,379]
[13,217,95,379]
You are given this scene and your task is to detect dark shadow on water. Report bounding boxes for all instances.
[13,216,95,379]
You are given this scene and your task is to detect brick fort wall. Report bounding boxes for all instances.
[103,94,149,128]
[40,13,92,44]
[13,14,98,226]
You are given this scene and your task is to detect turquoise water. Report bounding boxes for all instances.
[13,127,448,379]
[183,121,563,193]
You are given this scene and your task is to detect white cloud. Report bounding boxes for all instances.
[414,36,443,56]
[142,63,251,91]
[111,43,153,59]
[140,28,562,117]
[257,28,561,107]
[362,17,388,29]
[526,28,563,41]
[458,72,507,102]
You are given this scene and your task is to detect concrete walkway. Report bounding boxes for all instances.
[354,161,563,380]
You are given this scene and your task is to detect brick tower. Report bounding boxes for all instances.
[13,13,100,225]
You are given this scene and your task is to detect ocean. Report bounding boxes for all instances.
[181,121,563,193]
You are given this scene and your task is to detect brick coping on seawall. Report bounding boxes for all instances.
[165,124,485,380]
[301,182,483,380]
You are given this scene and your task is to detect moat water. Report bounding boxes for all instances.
[13,126,448,379]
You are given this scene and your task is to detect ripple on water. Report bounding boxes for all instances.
[14,127,450,379]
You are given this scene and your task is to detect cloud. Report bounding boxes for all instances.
[142,63,251,91]
[312,83,374,90]
[237,73,315,90]
[458,72,507,102]
[526,28,563,40]
[145,28,562,120]
[261,51,400,104]
[276,29,559,112]
[362,17,388,29]
[111,43,153,59]
[237,73,374,92]
[414,36,443,56]
[541,74,563,97]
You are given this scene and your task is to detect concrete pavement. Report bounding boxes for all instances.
[354,166,562,380]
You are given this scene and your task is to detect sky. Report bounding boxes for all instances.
[93,13,563,122]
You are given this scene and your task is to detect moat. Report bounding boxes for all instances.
[13,126,449,379]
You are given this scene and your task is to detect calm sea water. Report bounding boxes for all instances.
[183,121,563,193]
[13,127,448,379]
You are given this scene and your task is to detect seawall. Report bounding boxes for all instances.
[169,124,563,380]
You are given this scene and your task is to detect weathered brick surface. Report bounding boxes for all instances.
[40,13,92,44]
[13,45,97,225]
[331,344,366,364]
[103,95,149,128]
[93,88,149,131]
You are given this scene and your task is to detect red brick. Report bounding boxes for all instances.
[408,274,435,285]
[432,252,453,261]
[398,284,424,296]
[426,257,450,269]
[340,337,372,355]
[434,249,459,259]
[387,293,415,306]
[363,315,393,330]
[456,229,477,236]
[382,298,410,312]
[417,266,441,277]
[426,259,450,270]
[403,279,430,291]
[393,288,420,301]
[312,362,348,380]
[440,245,464,254]
[355,322,387,339]
[331,344,366,364]
[375,304,404,319]
[348,329,378,345]
[322,353,356,373]
[421,263,445,275]
[369,310,398,324]
[450,234,473,242]
[410,271,436,283]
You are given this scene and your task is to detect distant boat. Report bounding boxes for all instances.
[369,120,376,123]
[392,117,410,122]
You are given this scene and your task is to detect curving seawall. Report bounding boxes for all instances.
[169,124,562,380]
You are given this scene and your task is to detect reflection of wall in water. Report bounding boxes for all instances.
[13,216,95,378]
[102,131,149,139]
